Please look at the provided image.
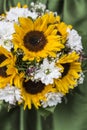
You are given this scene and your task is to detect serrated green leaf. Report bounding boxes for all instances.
[38,108,51,118]
[38,106,56,118]
[45,106,56,113]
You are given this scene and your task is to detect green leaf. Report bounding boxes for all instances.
[45,106,56,113]
[37,106,56,118]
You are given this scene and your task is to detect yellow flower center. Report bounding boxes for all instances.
[23,31,47,52]
[23,80,45,94]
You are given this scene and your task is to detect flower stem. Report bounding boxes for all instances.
[20,106,24,130]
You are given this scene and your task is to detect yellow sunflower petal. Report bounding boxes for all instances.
[17,2,21,8]
[19,17,34,32]
[58,52,79,64]
[14,23,25,37]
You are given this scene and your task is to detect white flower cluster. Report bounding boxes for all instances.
[34,58,61,85]
[30,2,46,12]
[0,21,14,51]
[6,2,46,22]
[6,7,38,22]
[66,29,83,52]
[0,84,22,105]
[41,92,63,108]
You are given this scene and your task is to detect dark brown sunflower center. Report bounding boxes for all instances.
[62,63,70,77]
[0,54,7,64]
[57,31,62,36]
[23,80,45,94]
[23,31,47,52]
[0,66,7,77]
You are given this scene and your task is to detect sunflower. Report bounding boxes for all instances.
[0,46,18,88]
[12,13,64,61]
[54,52,82,94]
[14,74,56,109]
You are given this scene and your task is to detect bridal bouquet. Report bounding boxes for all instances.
[0,2,84,110]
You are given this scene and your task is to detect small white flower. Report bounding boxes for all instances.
[30,2,46,12]
[0,21,14,38]
[34,58,61,85]
[0,21,14,51]
[0,39,13,51]
[6,7,38,22]
[66,29,83,52]
[78,72,85,84]
[0,84,22,105]
[41,92,63,108]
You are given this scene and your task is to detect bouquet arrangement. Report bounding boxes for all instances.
[0,2,84,110]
